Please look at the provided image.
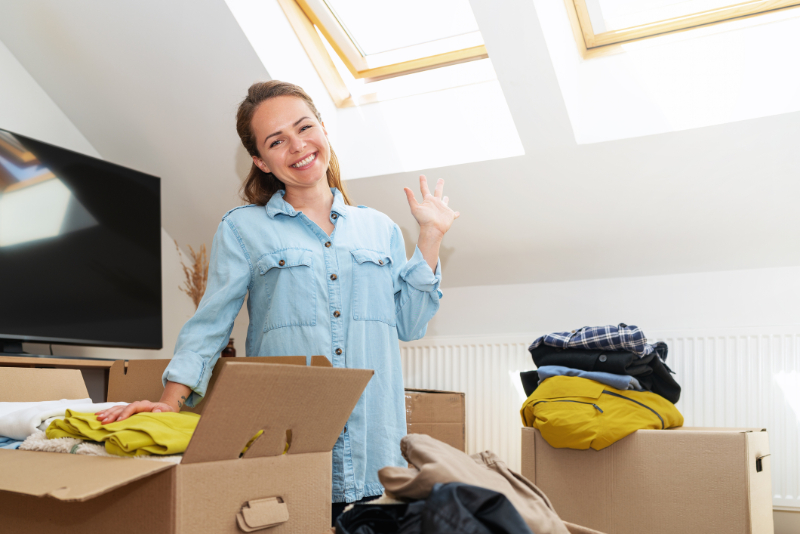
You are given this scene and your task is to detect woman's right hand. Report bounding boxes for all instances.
[96,400,177,424]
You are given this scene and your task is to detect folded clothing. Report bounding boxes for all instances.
[520,376,684,450]
[46,409,201,456]
[530,324,656,357]
[529,342,681,403]
[379,433,571,534]
[0,399,128,441]
[529,366,643,394]
[0,436,23,450]
[336,482,534,534]
[19,430,181,463]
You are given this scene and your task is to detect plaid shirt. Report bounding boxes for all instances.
[530,324,655,357]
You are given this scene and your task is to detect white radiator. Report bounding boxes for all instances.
[400,327,800,510]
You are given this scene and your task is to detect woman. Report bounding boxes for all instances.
[96,81,459,520]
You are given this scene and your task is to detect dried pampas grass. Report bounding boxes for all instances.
[175,240,209,310]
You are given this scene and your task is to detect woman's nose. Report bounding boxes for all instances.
[289,135,306,152]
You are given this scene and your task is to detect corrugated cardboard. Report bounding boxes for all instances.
[0,359,372,533]
[0,367,89,401]
[405,388,465,451]
[521,427,774,534]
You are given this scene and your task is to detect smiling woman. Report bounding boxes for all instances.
[235,82,349,208]
[95,80,460,526]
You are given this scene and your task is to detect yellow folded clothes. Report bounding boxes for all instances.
[520,376,683,451]
[46,409,201,457]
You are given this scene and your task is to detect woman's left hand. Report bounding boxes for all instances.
[404,175,460,236]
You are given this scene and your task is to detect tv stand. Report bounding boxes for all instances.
[0,340,27,355]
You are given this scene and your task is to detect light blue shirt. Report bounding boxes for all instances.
[163,188,442,503]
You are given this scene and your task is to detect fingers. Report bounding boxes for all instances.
[100,401,152,424]
[454,211,461,219]
[433,178,444,200]
[442,196,449,206]
[419,175,431,198]
[404,187,417,207]
[97,405,125,424]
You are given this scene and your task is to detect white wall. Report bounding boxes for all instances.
[423,266,800,338]
[0,37,250,362]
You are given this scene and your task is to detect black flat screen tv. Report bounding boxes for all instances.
[0,128,162,354]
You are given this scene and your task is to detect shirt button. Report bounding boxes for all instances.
[278,260,285,266]
[331,213,338,220]
[333,310,340,318]
[378,260,384,265]
[330,274,338,280]
[325,242,331,248]
[335,348,343,355]
[599,355,608,363]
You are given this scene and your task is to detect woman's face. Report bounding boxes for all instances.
[250,95,331,191]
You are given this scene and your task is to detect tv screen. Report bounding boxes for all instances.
[0,128,162,352]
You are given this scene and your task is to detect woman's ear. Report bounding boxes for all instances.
[252,155,270,174]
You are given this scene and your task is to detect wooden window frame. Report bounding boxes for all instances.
[277,0,489,107]
[566,0,800,58]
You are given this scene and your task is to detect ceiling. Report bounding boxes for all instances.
[0,0,797,288]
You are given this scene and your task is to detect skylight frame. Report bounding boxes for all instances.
[570,0,800,54]
[277,0,489,107]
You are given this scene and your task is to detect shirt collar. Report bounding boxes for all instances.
[265,187,348,219]
[330,187,348,218]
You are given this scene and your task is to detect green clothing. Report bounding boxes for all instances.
[46,409,200,456]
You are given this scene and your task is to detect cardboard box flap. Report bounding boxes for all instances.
[108,356,332,414]
[0,367,89,401]
[182,361,373,464]
[0,449,174,502]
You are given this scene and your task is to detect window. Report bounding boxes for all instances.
[567,0,800,56]
[278,0,490,106]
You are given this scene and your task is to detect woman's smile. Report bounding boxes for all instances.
[291,151,317,169]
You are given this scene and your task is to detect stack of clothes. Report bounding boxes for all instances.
[334,434,604,534]
[520,324,684,450]
[0,398,199,461]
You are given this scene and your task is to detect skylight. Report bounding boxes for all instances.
[323,0,480,56]
[279,0,491,105]
[571,0,800,52]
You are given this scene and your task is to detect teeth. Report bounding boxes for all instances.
[292,153,316,168]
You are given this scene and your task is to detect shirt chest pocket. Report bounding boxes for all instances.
[257,249,316,332]
[351,249,395,326]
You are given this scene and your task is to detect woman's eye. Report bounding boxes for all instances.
[270,139,282,148]
[301,125,312,132]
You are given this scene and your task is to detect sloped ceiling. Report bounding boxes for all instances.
[0,0,798,288]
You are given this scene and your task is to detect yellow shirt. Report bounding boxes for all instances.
[46,409,201,456]
[520,376,683,450]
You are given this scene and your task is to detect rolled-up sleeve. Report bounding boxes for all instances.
[391,224,442,341]
[162,218,253,406]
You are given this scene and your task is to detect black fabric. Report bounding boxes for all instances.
[528,341,681,403]
[334,483,533,534]
[520,370,540,398]
[332,495,380,527]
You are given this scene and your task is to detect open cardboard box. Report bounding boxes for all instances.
[521,426,774,534]
[0,357,372,533]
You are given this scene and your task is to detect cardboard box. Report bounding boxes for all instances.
[0,358,372,533]
[405,388,465,451]
[521,427,774,534]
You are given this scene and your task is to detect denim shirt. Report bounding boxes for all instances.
[163,188,442,503]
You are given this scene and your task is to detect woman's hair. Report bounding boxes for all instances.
[236,80,351,206]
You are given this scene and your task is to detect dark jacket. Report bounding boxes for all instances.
[524,341,681,403]
[335,483,534,534]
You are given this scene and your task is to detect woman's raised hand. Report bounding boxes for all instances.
[404,175,460,237]
[95,400,177,424]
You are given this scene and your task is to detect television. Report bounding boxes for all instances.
[0,128,162,354]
